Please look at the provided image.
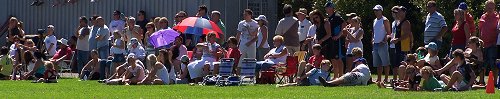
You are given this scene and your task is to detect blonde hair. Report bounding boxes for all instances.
[321,60,331,68]
[45,61,55,69]
[273,35,284,43]
[454,9,465,21]
[147,54,157,67]
[420,66,434,76]
[351,47,363,57]
[406,53,417,62]
[486,0,495,5]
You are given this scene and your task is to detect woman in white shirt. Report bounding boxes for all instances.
[255,15,270,61]
[345,17,364,71]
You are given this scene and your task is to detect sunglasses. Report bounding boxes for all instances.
[374,9,382,11]
[392,11,398,13]
[175,16,186,18]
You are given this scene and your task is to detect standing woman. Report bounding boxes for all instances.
[345,16,364,71]
[450,9,470,57]
[255,15,270,61]
[309,10,333,74]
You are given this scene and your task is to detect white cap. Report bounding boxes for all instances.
[254,15,268,22]
[57,38,68,46]
[373,5,383,11]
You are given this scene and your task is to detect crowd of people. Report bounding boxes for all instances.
[1,0,500,91]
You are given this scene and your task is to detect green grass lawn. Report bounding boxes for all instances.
[0,78,498,98]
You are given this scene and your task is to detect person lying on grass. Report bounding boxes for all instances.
[277,60,331,87]
[297,44,324,77]
[33,61,57,83]
[435,49,475,91]
[318,57,371,86]
[121,53,146,85]
[79,50,101,80]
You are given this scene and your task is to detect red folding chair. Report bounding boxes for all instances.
[276,56,298,84]
[187,51,193,61]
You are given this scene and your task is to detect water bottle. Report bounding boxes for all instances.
[83,75,88,81]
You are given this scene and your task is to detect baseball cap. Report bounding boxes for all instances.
[373,5,383,11]
[346,13,357,18]
[57,38,68,46]
[425,42,438,51]
[254,15,268,23]
[324,1,335,8]
[458,2,467,10]
[181,55,190,63]
[295,8,308,17]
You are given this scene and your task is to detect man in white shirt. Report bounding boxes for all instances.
[296,8,312,51]
[44,25,57,57]
[236,9,259,67]
[109,10,125,38]
[75,16,91,73]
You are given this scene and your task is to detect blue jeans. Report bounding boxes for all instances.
[98,46,109,60]
[99,60,112,80]
[76,50,89,73]
[256,61,275,72]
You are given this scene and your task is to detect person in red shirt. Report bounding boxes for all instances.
[478,0,499,85]
[297,44,324,76]
[50,38,73,72]
[222,36,241,74]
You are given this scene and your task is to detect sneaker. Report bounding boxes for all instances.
[318,77,335,87]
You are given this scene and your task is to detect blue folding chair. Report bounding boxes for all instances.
[240,58,257,85]
[216,58,235,86]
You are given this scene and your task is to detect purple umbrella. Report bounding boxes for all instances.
[149,29,180,48]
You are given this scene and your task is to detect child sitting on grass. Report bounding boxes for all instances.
[221,36,241,75]
[297,44,324,77]
[318,48,371,87]
[0,46,13,80]
[391,65,420,91]
[389,54,418,88]
[80,50,101,80]
[34,61,57,83]
[276,60,331,87]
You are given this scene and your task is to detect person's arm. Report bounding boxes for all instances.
[275,21,283,35]
[399,21,412,42]
[121,69,130,81]
[464,23,471,43]
[352,29,364,42]
[435,17,448,40]
[467,69,476,87]
[434,59,455,74]
[298,69,314,80]
[47,43,54,54]
[258,26,268,48]
[382,19,392,43]
[333,22,347,41]
[80,59,94,77]
[24,60,42,79]
[318,22,332,44]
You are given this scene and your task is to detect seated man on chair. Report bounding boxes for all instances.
[50,38,73,72]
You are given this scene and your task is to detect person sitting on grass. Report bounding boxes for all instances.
[297,44,324,77]
[389,54,418,88]
[79,50,101,80]
[122,53,146,85]
[34,61,58,83]
[318,49,371,87]
[221,36,241,75]
[101,54,145,85]
[416,42,442,70]
[0,46,13,80]
[277,60,331,87]
[177,55,193,84]
[435,49,475,91]
[419,66,445,91]
[187,32,222,83]
[390,65,420,91]
[139,54,171,85]
[23,52,46,80]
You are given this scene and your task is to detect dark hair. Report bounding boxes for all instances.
[91,15,99,21]
[159,49,172,72]
[312,44,322,50]
[428,1,437,7]
[452,49,465,60]
[309,9,325,24]
[199,5,208,13]
[244,9,253,16]
[177,11,188,16]
[33,51,46,60]
[227,36,238,45]
[0,46,8,55]
[138,10,146,16]
[24,51,34,64]
[91,49,99,56]
[283,4,293,15]
[80,16,88,24]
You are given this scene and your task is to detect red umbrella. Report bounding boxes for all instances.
[173,17,223,38]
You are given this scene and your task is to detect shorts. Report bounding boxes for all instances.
[112,54,126,62]
[454,80,471,91]
[372,43,390,67]
[321,41,337,60]
[389,48,404,68]
[340,72,365,86]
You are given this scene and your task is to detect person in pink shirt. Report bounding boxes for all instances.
[50,38,73,72]
[478,0,499,86]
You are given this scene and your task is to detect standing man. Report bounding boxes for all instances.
[424,1,447,49]
[75,16,90,73]
[89,15,100,51]
[275,4,300,55]
[479,0,499,87]
[96,16,110,79]
[325,1,347,79]
[372,5,392,84]
[211,10,226,44]
[296,8,312,51]
[236,9,259,67]
[109,10,125,37]
[197,5,210,20]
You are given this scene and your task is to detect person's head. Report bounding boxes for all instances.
[130,38,139,48]
[0,46,8,55]
[57,38,69,49]
[158,49,172,65]
[426,1,437,13]
[211,11,221,22]
[405,65,418,80]
[452,49,465,63]
[227,36,238,48]
[175,36,183,45]
[454,9,465,22]
[397,6,407,20]
[255,15,268,26]
[127,53,137,67]
[90,50,99,59]
[206,32,217,43]
[154,17,161,27]
[458,2,468,11]
[346,13,357,24]
[198,5,208,16]
[416,46,428,55]
[24,51,35,64]
[312,44,322,56]
[137,10,146,21]
[351,47,363,58]
[147,54,158,69]
[485,0,496,13]
[283,4,293,16]
[46,25,55,35]
[273,35,284,47]
[79,16,88,27]
[146,22,155,31]
[91,15,99,25]
[113,31,121,38]
[324,1,336,15]
[406,54,417,64]
[127,16,136,26]
[309,9,325,25]
[296,8,308,21]
[373,5,384,17]
[24,39,35,47]
[159,17,168,29]
[351,16,361,27]
[243,9,253,20]
[467,36,482,50]
[113,10,121,20]
[44,61,55,70]
[320,60,331,71]
[391,6,400,20]
[175,11,188,22]
[425,42,438,56]
[9,17,19,28]
[180,55,190,64]
[12,35,21,43]
[96,17,105,27]
[420,66,434,80]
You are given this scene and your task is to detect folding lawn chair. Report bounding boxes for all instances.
[276,56,298,84]
[59,51,75,73]
[215,58,235,86]
[240,58,257,85]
